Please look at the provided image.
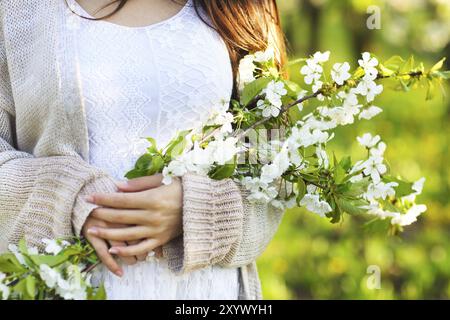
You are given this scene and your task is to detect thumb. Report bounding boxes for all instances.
[116,174,163,192]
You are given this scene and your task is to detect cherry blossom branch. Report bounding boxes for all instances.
[235,70,425,140]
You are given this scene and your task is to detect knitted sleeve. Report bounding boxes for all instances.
[0,27,117,251]
[163,172,284,273]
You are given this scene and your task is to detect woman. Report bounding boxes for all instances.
[0,0,286,299]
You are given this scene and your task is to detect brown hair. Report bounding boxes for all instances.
[67,0,287,93]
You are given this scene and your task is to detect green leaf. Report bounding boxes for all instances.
[339,156,352,172]
[400,55,415,74]
[135,154,153,171]
[25,276,36,300]
[29,254,68,267]
[430,57,446,72]
[296,178,307,202]
[378,64,395,77]
[18,239,28,255]
[240,77,272,106]
[13,276,36,300]
[399,79,410,92]
[336,198,369,216]
[426,79,435,101]
[0,253,26,273]
[436,70,450,79]
[124,168,147,179]
[165,130,191,157]
[208,162,237,180]
[383,56,405,71]
[383,176,414,198]
[146,137,159,153]
[343,177,371,197]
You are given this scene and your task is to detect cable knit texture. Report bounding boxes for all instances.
[0,0,285,300]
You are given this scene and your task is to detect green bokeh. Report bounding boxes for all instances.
[257,0,450,300]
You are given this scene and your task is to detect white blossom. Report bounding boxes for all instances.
[260,149,290,184]
[391,204,427,227]
[362,156,387,183]
[238,54,256,90]
[350,174,364,183]
[300,60,323,85]
[331,62,351,85]
[0,272,10,300]
[264,80,287,108]
[39,264,61,289]
[300,193,333,218]
[316,147,329,169]
[365,181,399,201]
[412,177,426,194]
[370,142,387,158]
[327,107,357,126]
[358,52,379,78]
[42,239,64,256]
[7,244,26,266]
[357,133,381,149]
[162,159,188,185]
[359,106,383,120]
[258,99,280,118]
[254,47,275,63]
[354,78,383,102]
[312,51,331,64]
[206,101,234,134]
[207,137,240,165]
[296,90,308,112]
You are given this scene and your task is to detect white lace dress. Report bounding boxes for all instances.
[65,0,239,300]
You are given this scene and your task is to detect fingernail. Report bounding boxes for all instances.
[84,195,94,203]
[116,269,124,277]
[109,247,119,255]
[88,228,98,235]
[115,181,129,189]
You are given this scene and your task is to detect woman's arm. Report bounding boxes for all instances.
[163,172,284,273]
[0,30,116,251]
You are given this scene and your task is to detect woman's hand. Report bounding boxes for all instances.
[85,174,183,259]
[82,216,137,277]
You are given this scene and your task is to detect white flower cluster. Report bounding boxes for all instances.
[159,50,427,229]
[257,80,288,118]
[39,264,90,300]
[301,51,330,99]
[237,47,275,91]
[352,133,387,183]
[162,136,241,185]
[349,135,428,227]
[1,239,95,300]
[362,177,427,227]
[300,185,333,217]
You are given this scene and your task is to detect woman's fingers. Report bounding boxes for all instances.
[88,236,123,277]
[116,174,163,192]
[88,225,155,242]
[85,192,147,209]
[90,207,150,225]
[109,239,160,257]
[127,240,148,261]
[109,240,137,266]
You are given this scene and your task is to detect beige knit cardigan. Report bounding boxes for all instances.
[0,0,284,300]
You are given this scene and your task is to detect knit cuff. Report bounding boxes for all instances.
[164,172,244,274]
[72,174,118,236]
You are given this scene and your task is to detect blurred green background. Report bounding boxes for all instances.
[257,0,450,299]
